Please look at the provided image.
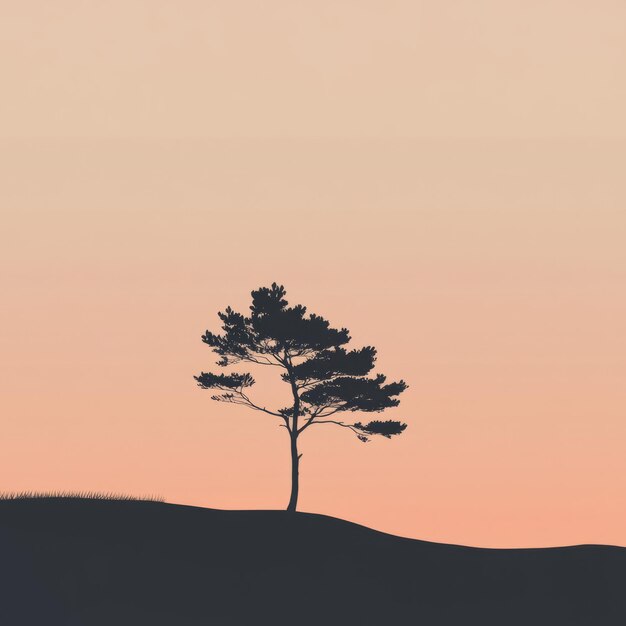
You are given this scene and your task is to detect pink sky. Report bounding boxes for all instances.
[1,1,625,547]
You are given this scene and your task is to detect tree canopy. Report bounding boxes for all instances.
[195,283,408,443]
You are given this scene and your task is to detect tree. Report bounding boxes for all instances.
[195,283,408,512]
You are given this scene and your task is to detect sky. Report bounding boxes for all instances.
[1,0,625,548]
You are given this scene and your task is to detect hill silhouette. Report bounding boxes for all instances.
[1,498,625,625]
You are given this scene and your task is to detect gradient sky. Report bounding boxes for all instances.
[1,1,625,548]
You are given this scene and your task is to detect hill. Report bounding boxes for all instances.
[0,498,625,625]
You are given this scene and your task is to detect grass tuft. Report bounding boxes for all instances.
[0,490,164,502]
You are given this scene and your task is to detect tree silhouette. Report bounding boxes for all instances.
[195,283,408,512]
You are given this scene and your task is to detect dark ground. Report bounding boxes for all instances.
[0,498,624,625]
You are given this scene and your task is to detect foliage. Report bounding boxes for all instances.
[195,283,408,442]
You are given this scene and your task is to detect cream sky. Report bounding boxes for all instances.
[1,0,626,139]
[1,1,625,547]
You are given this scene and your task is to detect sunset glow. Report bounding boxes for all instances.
[1,1,625,548]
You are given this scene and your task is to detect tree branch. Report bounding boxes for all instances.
[297,408,343,434]
[302,419,363,436]
[213,387,285,420]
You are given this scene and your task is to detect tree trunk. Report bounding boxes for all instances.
[286,433,300,512]
[285,356,301,513]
